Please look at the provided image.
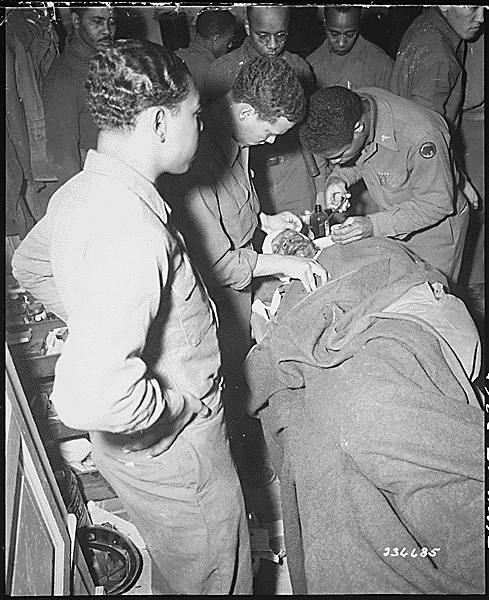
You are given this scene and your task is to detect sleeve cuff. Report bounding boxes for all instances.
[368,211,400,238]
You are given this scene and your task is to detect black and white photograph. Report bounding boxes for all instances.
[5,4,486,595]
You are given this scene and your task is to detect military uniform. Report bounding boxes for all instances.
[326,88,469,285]
[307,34,394,91]
[175,38,215,95]
[390,7,466,131]
[203,37,326,216]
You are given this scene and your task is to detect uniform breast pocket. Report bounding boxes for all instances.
[379,170,410,191]
[172,258,214,346]
[219,178,250,219]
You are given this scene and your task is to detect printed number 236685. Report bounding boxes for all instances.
[383,547,440,558]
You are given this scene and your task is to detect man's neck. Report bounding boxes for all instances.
[97,131,157,183]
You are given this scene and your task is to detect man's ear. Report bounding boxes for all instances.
[71,12,80,29]
[237,102,256,121]
[153,107,167,143]
[244,20,250,37]
[354,120,365,135]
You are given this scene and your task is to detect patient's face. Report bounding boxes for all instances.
[271,229,318,258]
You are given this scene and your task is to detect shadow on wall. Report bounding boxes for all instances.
[115,7,148,41]
[286,7,325,58]
[157,11,190,51]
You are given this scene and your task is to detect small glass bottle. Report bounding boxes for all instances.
[309,204,329,239]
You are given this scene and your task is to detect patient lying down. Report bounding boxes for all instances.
[253,233,481,384]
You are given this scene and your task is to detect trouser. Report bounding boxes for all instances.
[90,389,253,595]
[211,284,276,487]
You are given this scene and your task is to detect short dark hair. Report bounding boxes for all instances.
[324,6,362,24]
[86,39,190,130]
[196,9,236,39]
[246,5,290,24]
[231,56,306,124]
[299,87,363,154]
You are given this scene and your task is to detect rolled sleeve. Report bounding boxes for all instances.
[368,129,455,239]
[214,245,258,290]
[12,217,68,322]
[51,224,168,434]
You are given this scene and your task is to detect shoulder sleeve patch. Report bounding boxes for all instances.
[419,142,437,159]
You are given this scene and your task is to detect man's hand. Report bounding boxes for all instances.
[330,216,374,244]
[277,255,329,292]
[324,178,351,211]
[261,212,302,234]
[122,401,210,459]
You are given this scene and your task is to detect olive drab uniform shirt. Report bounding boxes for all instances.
[326,88,469,285]
[390,7,466,131]
[13,150,222,433]
[307,34,394,91]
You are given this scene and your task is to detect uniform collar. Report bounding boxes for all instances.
[83,150,171,224]
[432,7,464,52]
[243,36,263,60]
[361,93,398,152]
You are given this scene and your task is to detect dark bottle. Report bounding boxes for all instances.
[310,204,329,239]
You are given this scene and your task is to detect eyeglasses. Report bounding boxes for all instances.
[255,31,288,44]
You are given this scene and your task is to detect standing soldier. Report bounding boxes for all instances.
[390,6,484,133]
[175,9,236,95]
[308,6,394,91]
[204,6,327,216]
[42,7,117,189]
[160,56,327,490]
[12,39,253,595]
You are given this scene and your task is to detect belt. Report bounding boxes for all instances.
[92,377,223,450]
